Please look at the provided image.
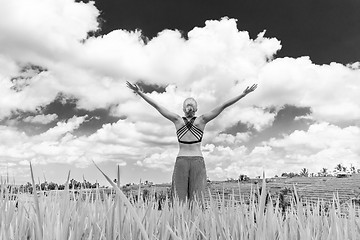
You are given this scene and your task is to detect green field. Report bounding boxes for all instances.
[128,174,360,208]
[1,169,360,239]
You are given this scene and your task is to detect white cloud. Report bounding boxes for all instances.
[265,122,360,174]
[268,122,360,153]
[23,114,58,124]
[136,148,178,172]
[212,132,251,146]
[0,117,129,171]
[253,57,360,123]
[204,144,279,179]
[0,0,99,119]
[39,115,87,140]
[0,3,282,117]
[0,0,99,63]
[0,0,359,126]
[213,106,276,132]
[197,121,360,180]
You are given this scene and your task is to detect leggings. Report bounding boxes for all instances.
[171,156,207,202]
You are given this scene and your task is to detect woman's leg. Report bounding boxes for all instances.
[189,157,207,202]
[171,157,190,202]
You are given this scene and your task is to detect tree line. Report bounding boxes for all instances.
[5,178,102,194]
[280,164,359,178]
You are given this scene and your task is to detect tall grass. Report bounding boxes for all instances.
[0,165,359,240]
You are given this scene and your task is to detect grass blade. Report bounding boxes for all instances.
[93,160,149,240]
[30,162,43,239]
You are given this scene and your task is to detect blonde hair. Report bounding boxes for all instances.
[183,97,197,110]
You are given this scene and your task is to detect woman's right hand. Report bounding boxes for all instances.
[126,81,140,94]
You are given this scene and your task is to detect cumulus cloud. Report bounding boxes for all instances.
[136,148,178,172]
[0,0,99,63]
[0,0,281,118]
[1,0,359,125]
[0,0,99,119]
[39,115,87,140]
[136,122,360,180]
[193,121,360,180]
[264,122,360,174]
[268,122,360,152]
[23,114,58,124]
[253,57,360,123]
[0,117,131,175]
[212,132,251,146]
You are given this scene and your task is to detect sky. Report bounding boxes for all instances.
[0,0,359,185]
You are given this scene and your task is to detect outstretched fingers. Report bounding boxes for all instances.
[126,81,134,89]
[126,81,131,89]
[250,84,258,91]
[243,83,258,94]
[126,81,139,92]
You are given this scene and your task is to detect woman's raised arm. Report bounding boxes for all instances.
[200,84,257,124]
[126,81,180,123]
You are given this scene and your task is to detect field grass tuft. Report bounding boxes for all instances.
[0,165,359,239]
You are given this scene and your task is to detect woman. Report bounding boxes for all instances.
[126,81,257,202]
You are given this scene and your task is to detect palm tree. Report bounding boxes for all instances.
[335,164,343,172]
[321,168,328,176]
[300,168,309,177]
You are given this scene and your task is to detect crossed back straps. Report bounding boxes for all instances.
[176,117,203,144]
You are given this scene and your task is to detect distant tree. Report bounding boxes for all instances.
[40,181,48,191]
[47,182,57,190]
[278,187,293,213]
[82,180,91,189]
[299,168,309,177]
[238,174,250,182]
[281,172,299,178]
[281,172,289,178]
[226,177,237,182]
[350,166,356,173]
[142,189,150,201]
[335,164,343,172]
[291,172,300,178]
[21,182,33,193]
[320,168,328,176]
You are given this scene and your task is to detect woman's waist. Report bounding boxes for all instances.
[177,144,203,157]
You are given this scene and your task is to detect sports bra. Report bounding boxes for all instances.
[176,117,203,144]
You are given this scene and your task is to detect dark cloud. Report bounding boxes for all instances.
[136,81,167,94]
[0,95,123,136]
[215,105,313,149]
[42,95,124,136]
[10,64,47,92]
[222,121,251,135]
[244,105,313,150]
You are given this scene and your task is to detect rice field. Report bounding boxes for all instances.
[1,164,360,240]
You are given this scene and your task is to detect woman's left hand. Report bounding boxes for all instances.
[243,84,258,95]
